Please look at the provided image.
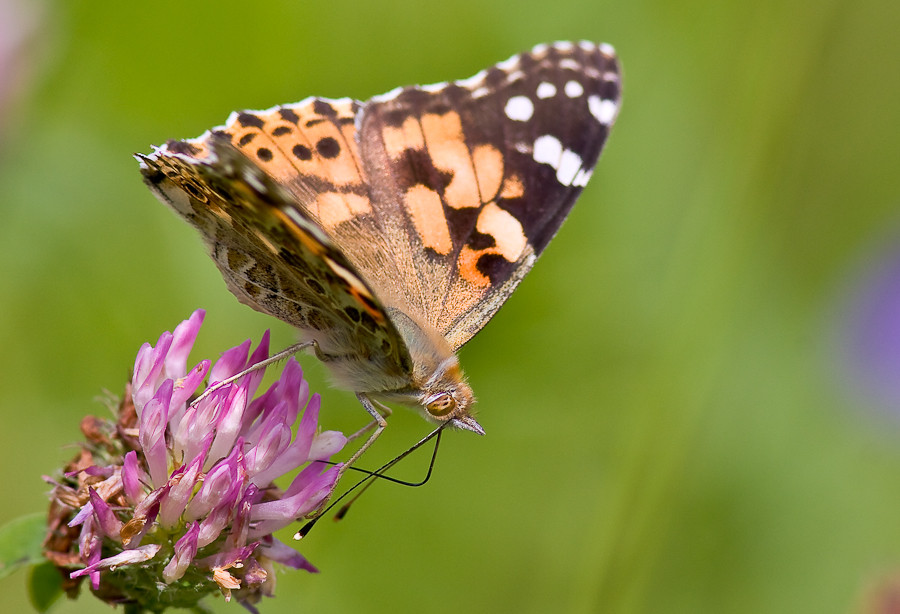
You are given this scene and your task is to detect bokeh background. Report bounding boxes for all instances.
[3,0,900,612]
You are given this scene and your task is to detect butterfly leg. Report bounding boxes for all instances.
[308,393,388,515]
[339,393,389,467]
[346,402,392,443]
[191,341,314,407]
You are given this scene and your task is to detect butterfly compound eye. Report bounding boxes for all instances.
[425,392,456,417]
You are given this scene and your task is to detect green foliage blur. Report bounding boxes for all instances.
[2,0,900,612]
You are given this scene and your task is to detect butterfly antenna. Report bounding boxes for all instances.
[334,425,443,520]
[295,423,446,539]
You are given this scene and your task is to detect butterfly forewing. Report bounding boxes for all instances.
[355,42,621,349]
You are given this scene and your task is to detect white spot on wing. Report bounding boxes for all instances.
[506,70,525,84]
[556,150,582,186]
[602,71,620,83]
[564,80,584,97]
[589,95,618,125]
[533,135,589,186]
[579,41,596,51]
[533,135,563,168]
[505,96,534,121]
[600,42,616,56]
[573,168,593,187]
[554,41,575,51]
[472,86,490,98]
[536,82,556,99]
[559,59,580,70]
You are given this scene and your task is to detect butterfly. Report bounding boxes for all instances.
[137,41,621,457]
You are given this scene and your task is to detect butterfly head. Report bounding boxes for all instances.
[417,357,483,435]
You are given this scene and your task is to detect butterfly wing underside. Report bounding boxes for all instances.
[137,137,415,392]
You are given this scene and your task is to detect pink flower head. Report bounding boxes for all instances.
[47,311,347,610]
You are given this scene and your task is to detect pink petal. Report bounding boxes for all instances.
[165,309,205,380]
[70,544,161,578]
[162,522,199,583]
[209,339,251,384]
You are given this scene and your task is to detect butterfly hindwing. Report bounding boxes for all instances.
[138,136,415,390]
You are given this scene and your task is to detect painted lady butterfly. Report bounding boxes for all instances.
[137,41,620,460]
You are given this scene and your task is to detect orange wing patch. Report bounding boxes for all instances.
[180,99,373,231]
[458,202,528,287]
[420,112,482,210]
[471,144,504,202]
[404,185,453,254]
[477,203,527,261]
[382,116,426,159]
[316,192,372,227]
[499,174,524,200]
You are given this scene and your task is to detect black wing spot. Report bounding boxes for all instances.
[313,99,337,117]
[360,311,377,333]
[477,253,510,284]
[237,113,265,129]
[279,107,300,123]
[467,230,495,251]
[292,144,312,161]
[392,147,447,191]
[290,302,306,321]
[316,137,340,159]
[344,306,361,322]
[166,140,200,155]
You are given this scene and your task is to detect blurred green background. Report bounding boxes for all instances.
[3,0,900,612]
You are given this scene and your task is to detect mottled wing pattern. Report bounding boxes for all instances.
[354,41,621,350]
[137,135,415,390]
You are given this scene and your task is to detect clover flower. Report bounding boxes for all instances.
[43,310,347,611]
